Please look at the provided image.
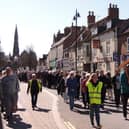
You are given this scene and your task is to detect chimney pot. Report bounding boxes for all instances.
[88,11,91,15]
[72,22,73,27]
[109,3,112,8]
[92,11,94,16]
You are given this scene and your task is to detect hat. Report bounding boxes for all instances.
[86,73,90,77]
[70,71,74,75]
[32,73,36,77]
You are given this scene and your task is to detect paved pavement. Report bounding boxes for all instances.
[2,83,129,129]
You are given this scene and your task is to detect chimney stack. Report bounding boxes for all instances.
[108,3,119,19]
[87,11,95,27]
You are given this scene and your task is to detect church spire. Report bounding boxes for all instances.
[13,24,19,57]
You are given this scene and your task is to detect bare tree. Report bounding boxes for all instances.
[20,48,37,70]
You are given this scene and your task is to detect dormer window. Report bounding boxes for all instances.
[91,27,98,36]
[107,20,112,29]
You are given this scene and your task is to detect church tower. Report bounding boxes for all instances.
[13,25,19,57]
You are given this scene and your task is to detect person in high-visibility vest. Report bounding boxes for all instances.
[27,73,42,110]
[86,73,104,129]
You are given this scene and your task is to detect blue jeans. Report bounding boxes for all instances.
[69,95,74,110]
[89,104,101,126]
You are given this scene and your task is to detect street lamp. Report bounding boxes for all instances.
[73,9,80,71]
[13,56,18,72]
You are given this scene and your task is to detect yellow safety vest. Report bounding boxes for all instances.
[29,79,42,91]
[87,81,103,104]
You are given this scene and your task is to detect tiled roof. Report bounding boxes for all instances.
[117,19,129,35]
[63,26,83,50]
[51,33,70,48]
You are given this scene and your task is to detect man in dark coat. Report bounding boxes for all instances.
[67,71,77,110]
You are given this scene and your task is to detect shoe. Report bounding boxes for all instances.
[92,124,96,128]
[83,105,86,109]
[7,115,13,122]
[96,125,102,129]
[32,106,35,110]
[70,107,74,111]
[101,105,104,110]
[124,116,127,120]
[34,105,38,108]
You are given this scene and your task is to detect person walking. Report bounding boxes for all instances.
[0,71,3,128]
[120,64,129,120]
[98,70,106,109]
[80,72,90,109]
[66,71,77,110]
[1,67,20,123]
[27,73,42,110]
[105,72,113,100]
[86,73,103,129]
[112,69,121,108]
[75,71,81,100]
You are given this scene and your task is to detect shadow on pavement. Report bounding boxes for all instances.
[100,109,112,114]
[103,107,122,113]
[17,108,26,112]
[125,118,129,121]
[34,107,51,112]
[74,103,85,109]
[73,109,89,115]
[7,114,32,129]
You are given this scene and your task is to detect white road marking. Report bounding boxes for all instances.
[67,122,76,129]
[64,121,76,129]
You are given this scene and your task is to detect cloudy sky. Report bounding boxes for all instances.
[0,0,128,58]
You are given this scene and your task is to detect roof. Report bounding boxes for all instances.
[117,19,129,35]
[63,26,85,50]
[88,15,129,38]
[51,33,71,48]
[123,28,129,34]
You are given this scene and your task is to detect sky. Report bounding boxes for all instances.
[0,0,129,58]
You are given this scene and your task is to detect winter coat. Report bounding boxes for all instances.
[66,77,77,96]
[2,74,20,95]
[120,70,129,94]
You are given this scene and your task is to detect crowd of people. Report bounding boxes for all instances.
[0,64,129,129]
[35,66,128,129]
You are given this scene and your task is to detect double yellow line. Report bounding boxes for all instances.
[64,121,76,129]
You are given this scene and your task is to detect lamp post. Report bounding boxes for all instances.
[13,56,18,72]
[73,9,80,71]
